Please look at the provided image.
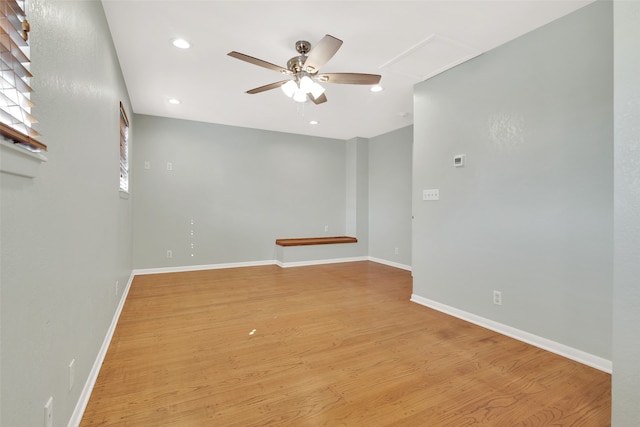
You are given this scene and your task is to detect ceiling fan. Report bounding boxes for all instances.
[228,34,381,105]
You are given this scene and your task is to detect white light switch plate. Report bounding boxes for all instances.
[423,189,439,201]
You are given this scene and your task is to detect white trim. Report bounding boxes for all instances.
[133,260,277,275]
[132,257,411,272]
[133,258,376,273]
[410,294,612,373]
[277,256,368,268]
[368,257,412,271]
[0,138,48,178]
[67,272,135,427]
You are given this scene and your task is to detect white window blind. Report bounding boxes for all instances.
[119,102,129,192]
[0,0,44,151]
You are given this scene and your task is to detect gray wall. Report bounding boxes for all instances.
[412,1,612,360]
[345,137,370,257]
[132,116,411,270]
[132,115,351,268]
[369,126,413,266]
[0,1,133,426]
[613,1,640,424]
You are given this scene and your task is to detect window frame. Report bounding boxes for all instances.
[119,102,129,193]
[0,0,45,151]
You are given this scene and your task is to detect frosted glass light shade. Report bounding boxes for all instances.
[293,89,307,103]
[310,82,325,99]
[299,76,314,93]
[281,80,297,98]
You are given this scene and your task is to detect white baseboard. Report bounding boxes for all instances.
[134,257,409,272]
[277,256,369,268]
[133,259,278,275]
[368,257,412,271]
[67,272,135,427]
[410,294,612,374]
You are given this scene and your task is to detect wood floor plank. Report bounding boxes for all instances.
[80,262,610,426]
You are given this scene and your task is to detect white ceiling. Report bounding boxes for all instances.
[101,0,591,141]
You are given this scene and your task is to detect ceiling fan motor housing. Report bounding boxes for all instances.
[287,56,307,74]
[295,40,311,55]
[288,40,313,73]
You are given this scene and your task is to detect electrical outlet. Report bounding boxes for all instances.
[324,225,329,233]
[144,160,150,169]
[115,280,119,295]
[423,189,440,201]
[394,247,399,255]
[166,250,173,259]
[44,396,53,427]
[69,359,75,391]
[167,162,173,171]
[493,290,502,306]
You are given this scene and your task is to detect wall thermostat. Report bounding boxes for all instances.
[453,154,466,167]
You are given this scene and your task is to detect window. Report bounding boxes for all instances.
[0,0,45,151]
[119,102,129,192]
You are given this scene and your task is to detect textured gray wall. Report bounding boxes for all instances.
[132,115,349,268]
[412,2,612,359]
[349,137,370,257]
[342,137,370,258]
[613,1,640,424]
[0,1,133,425]
[369,126,412,266]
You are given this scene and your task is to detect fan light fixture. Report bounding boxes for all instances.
[293,89,308,103]
[281,80,297,98]
[309,82,326,99]
[281,75,325,103]
[228,34,382,105]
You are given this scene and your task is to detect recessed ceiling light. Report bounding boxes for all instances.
[172,38,190,49]
[370,85,383,93]
[168,98,181,105]
[309,120,319,125]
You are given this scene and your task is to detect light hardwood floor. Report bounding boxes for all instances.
[80,261,610,426]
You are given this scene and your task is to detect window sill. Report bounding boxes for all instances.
[0,138,48,178]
